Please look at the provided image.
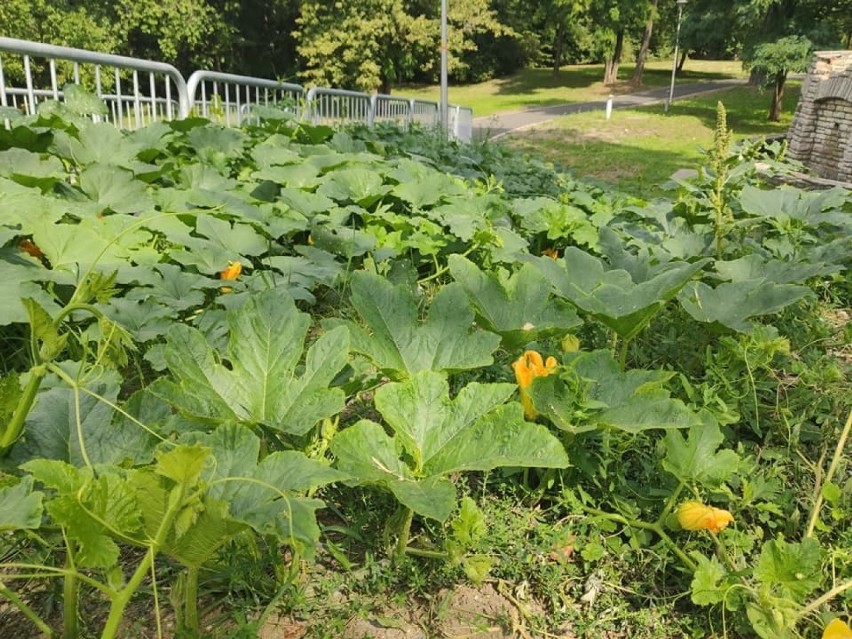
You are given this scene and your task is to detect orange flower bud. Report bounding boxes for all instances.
[220,261,242,281]
[512,350,558,420]
[677,501,734,533]
[542,248,559,260]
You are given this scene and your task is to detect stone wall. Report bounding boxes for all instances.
[787,51,852,182]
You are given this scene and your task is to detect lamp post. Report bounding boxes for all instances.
[440,0,448,134]
[665,0,688,113]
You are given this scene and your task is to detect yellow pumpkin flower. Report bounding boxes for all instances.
[220,261,242,280]
[542,248,559,260]
[677,501,734,533]
[824,618,852,639]
[219,261,242,293]
[513,350,558,420]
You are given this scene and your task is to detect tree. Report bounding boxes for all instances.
[589,0,647,85]
[294,0,511,91]
[294,0,434,93]
[631,0,658,85]
[737,0,845,120]
[110,0,230,73]
[0,0,116,52]
[0,0,117,86]
[748,35,812,121]
[205,0,302,79]
[445,0,514,82]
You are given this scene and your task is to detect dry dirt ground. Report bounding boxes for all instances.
[260,583,576,639]
[1,582,574,639]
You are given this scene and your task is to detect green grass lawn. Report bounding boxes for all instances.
[399,59,746,117]
[501,83,800,200]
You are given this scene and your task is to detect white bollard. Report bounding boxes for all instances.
[605,95,613,120]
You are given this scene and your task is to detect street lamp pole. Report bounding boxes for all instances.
[440,0,449,134]
[665,0,688,113]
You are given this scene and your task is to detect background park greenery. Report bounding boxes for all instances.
[1,0,850,117]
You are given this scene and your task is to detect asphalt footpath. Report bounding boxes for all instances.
[473,79,747,140]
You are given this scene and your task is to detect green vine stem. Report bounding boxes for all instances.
[0,580,54,637]
[798,578,852,620]
[805,409,852,538]
[618,337,631,370]
[184,565,200,636]
[404,547,450,560]
[1,302,110,457]
[63,540,80,639]
[394,507,415,565]
[583,505,698,572]
[100,483,186,639]
[0,364,46,454]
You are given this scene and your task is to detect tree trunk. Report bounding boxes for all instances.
[604,30,624,85]
[677,49,688,72]
[632,0,658,85]
[553,20,565,76]
[769,70,786,121]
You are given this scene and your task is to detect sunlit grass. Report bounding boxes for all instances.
[502,83,800,200]
[399,60,747,117]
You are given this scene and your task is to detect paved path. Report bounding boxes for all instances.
[473,79,747,140]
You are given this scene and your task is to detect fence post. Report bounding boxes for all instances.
[368,94,376,127]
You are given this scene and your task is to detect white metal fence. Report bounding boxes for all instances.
[0,36,472,141]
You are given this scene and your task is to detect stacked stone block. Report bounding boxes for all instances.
[787,51,852,182]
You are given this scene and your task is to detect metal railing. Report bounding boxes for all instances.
[0,36,188,126]
[305,87,374,127]
[0,37,472,141]
[411,99,440,128]
[372,95,412,125]
[449,105,474,142]
[186,70,304,125]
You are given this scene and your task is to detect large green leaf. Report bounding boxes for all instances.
[150,288,348,435]
[185,424,347,557]
[375,371,516,471]
[186,125,248,161]
[334,271,500,378]
[29,216,148,282]
[52,122,140,167]
[264,246,344,304]
[0,257,62,326]
[0,148,66,188]
[124,263,212,311]
[0,476,43,531]
[678,280,812,332]
[78,163,154,214]
[530,350,701,434]
[754,537,822,601]
[661,415,740,486]
[531,244,708,340]
[331,372,568,522]
[448,255,581,349]
[173,213,268,274]
[62,85,109,117]
[24,460,143,568]
[391,171,465,209]
[713,255,841,285]
[690,553,728,606]
[514,196,598,245]
[330,419,459,522]
[11,375,156,466]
